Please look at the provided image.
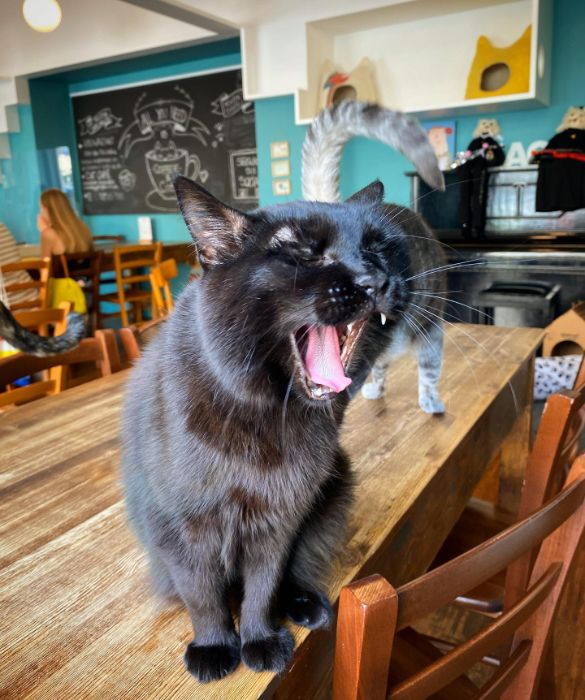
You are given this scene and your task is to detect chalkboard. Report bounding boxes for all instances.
[72,67,258,214]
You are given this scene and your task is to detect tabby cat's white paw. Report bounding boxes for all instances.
[362,382,385,400]
[419,394,445,414]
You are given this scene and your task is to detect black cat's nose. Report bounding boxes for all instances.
[355,272,389,297]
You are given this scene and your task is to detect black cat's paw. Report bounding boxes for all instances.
[184,640,241,682]
[282,587,333,630]
[241,628,295,673]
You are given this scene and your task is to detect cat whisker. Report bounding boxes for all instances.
[410,291,495,323]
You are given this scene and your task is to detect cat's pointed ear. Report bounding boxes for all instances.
[347,179,385,205]
[174,176,252,268]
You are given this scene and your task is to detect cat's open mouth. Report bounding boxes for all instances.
[291,319,368,401]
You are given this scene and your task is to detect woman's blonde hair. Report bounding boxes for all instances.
[41,189,93,253]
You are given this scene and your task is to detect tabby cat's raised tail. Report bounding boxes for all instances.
[301,101,445,201]
[0,301,86,357]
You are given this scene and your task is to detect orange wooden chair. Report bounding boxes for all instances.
[119,317,167,364]
[435,384,585,614]
[0,329,121,409]
[99,243,161,327]
[13,301,71,337]
[0,258,50,311]
[149,258,178,318]
[332,454,585,700]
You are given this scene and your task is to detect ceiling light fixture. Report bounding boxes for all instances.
[22,0,62,33]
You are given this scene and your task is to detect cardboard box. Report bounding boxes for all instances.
[542,301,585,357]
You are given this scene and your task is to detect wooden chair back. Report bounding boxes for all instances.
[149,258,178,318]
[108,243,162,326]
[0,258,50,311]
[119,317,167,364]
[333,454,585,700]
[503,384,585,610]
[0,329,121,408]
[51,251,103,332]
[13,301,71,337]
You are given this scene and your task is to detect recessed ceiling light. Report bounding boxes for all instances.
[22,0,62,33]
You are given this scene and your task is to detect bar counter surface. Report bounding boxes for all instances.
[0,324,543,699]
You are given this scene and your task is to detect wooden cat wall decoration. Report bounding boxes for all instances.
[318,58,378,111]
[465,25,531,99]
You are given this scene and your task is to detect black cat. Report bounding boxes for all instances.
[121,118,445,681]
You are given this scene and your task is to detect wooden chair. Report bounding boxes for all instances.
[0,329,121,409]
[13,301,71,337]
[332,454,585,700]
[436,383,585,613]
[51,251,103,332]
[0,258,50,311]
[99,243,162,327]
[149,258,178,318]
[119,317,167,364]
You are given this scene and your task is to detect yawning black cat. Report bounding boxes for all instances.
[121,103,446,683]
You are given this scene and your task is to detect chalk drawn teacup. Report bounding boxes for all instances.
[145,142,200,200]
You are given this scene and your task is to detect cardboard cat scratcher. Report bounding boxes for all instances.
[318,58,378,111]
[465,25,531,99]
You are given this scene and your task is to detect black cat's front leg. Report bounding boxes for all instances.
[279,450,354,630]
[239,536,295,674]
[156,538,240,683]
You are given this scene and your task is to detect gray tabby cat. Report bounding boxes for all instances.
[121,102,447,686]
[302,101,446,412]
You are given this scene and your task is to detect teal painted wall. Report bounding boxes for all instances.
[0,105,42,243]
[255,0,585,208]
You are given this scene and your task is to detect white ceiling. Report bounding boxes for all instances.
[0,0,216,82]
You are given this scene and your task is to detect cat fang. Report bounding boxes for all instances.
[291,318,368,401]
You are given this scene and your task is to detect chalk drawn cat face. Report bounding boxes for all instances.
[557,106,585,132]
[174,176,410,404]
[473,118,501,138]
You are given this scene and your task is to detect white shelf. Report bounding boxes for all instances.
[241,0,552,124]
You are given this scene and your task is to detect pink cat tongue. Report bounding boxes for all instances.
[304,326,352,393]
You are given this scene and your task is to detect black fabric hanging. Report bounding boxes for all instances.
[535,129,585,212]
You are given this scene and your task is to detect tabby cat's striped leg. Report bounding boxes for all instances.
[361,354,390,400]
[417,324,445,414]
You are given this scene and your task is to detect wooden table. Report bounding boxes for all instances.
[0,324,542,699]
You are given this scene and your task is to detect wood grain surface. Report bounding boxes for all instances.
[0,324,542,699]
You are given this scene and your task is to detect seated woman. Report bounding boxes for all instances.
[38,189,93,257]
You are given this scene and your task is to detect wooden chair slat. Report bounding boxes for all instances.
[396,475,585,631]
[0,380,55,408]
[475,640,532,700]
[389,564,561,700]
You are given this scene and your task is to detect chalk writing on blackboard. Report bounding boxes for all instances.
[229,149,259,201]
[73,68,258,214]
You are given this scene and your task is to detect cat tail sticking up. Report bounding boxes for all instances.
[301,101,445,201]
[0,301,86,357]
